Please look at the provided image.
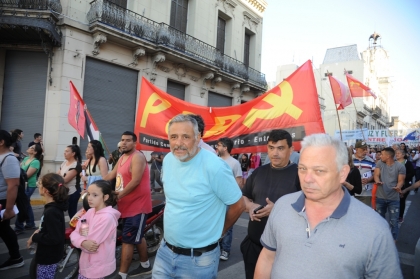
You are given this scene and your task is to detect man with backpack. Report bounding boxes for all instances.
[0,130,25,270]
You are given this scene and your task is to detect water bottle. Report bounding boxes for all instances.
[80,219,89,236]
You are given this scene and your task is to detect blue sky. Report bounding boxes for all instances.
[261,0,420,124]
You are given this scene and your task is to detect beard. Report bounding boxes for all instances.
[171,145,198,161]
[121,146,133,154]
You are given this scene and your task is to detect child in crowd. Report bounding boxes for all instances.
[70,180,120,279]
[27,173,69,279]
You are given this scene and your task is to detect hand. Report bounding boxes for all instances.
[249,198,274,221]
[81,240,99,252]
[81,176,87,182]
[2,208,16,221]
[27,230,39,249]
[361,178,369,184]
[393,186,402,193]
[375,181,383,186]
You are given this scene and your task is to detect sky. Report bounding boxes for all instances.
[261,0,420,124]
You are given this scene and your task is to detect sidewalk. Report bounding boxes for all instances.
[30,187,45,206]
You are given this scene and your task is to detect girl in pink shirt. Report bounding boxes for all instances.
[70,180,121,279]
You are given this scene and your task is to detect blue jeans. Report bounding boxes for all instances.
[221,227,233,253]
[15,187,36,230]
[376,198,400,240]
[152,240,219,279]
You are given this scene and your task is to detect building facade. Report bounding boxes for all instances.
[0,0,267,172]
[315,38,392,137]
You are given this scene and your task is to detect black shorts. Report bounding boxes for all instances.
[121,213,147,244]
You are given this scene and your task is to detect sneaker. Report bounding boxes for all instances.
[398,217,404,224]
[151,189,156,195]
[220,250,229,261]
[14,230,24,235]
[0,257,24,270]
[127,265,152,277]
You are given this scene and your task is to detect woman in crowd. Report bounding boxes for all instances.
[396,149,415,223]
[57,145,82,218]
[240,154,249,186]
[343,147,362,196]
[10,129,24,161]
[14,144,43,234]
[81,140,108,189]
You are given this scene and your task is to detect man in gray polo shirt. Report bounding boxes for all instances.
[255,134,402,279]
[374,147,405,241]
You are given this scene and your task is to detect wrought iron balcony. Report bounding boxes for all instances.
[87,0,267,89]
[0,0,62,46]
[0,0,62,13]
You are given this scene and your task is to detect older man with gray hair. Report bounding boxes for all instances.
[152,114,244,279]
[255,133,402,279]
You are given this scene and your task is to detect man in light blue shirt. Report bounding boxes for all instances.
[152,114,244,279]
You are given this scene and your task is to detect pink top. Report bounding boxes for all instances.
[70,206,121,278]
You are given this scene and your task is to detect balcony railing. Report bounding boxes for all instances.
[87,0,266,88]
[0,0,62,13]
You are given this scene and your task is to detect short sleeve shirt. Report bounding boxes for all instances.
[376,161,406,200]
[0,153,21,200]
[223,156,242,178]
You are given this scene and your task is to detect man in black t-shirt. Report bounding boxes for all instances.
[241,129,300,279]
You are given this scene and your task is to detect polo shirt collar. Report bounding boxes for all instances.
[291,186,351,219]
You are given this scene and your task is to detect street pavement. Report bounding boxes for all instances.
[1,189,419,278]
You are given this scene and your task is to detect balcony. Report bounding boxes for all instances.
[372,106,381,120]
[0,0,62,47]
[86,0,267,90]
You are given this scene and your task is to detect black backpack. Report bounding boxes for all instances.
[0,154,28,222]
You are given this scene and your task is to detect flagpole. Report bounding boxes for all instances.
[85,108,113,157]
[350,96,366,141]
[327,72,342,140]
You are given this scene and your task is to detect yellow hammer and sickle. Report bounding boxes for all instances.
[141,92,172,128]
[242,81,302,128]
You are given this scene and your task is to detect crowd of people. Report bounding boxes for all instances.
[1,121,419,278]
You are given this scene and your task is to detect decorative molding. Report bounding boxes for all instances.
[152,52,166,69]
[200,87,207,98]
[157,65,171,73]
[92,32,107,56]
[201,71,214,98]
[243,11,260,31]
[131,47,145,66]
[241,84,250,94]
[189,75,200,82]
[230,82,241,95]
[211,76,222,89]
[245,0,266,13]
[173,63,188,80]
[216,0,237,18]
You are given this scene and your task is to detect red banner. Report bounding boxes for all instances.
[134,60,325,153]
[68,81,86,138]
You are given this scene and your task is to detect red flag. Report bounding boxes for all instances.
[328,75,352,110]
[346,73,377,99]
[134,60,324,153]
[68,81,86,138]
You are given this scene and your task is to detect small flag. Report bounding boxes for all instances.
[68,82,86,138]
[328,75,352,110]
[346,74,377,99]
[403,130,418,141]
[84,109,107,157]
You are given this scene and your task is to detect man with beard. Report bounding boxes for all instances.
[254,134,402,279]
[152,114,244,279]
[241,129,300,279]
[103,131,152,279]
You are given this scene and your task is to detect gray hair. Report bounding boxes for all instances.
[300,133,348,171]
[168,114,200,139]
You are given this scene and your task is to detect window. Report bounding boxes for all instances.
[170,0,188,33]
[167,80,185,100]
[208,91,232,107]
[244,33,251,67]
[108,0,127,8]
[216,17,226,54]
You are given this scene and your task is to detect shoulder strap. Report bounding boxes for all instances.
[0,154,15,167]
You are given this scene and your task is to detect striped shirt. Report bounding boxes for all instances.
[353,154,376,196]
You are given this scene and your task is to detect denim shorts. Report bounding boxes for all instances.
[121,213,147,244]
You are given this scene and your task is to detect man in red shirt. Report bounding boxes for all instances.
[104,131,152,279]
